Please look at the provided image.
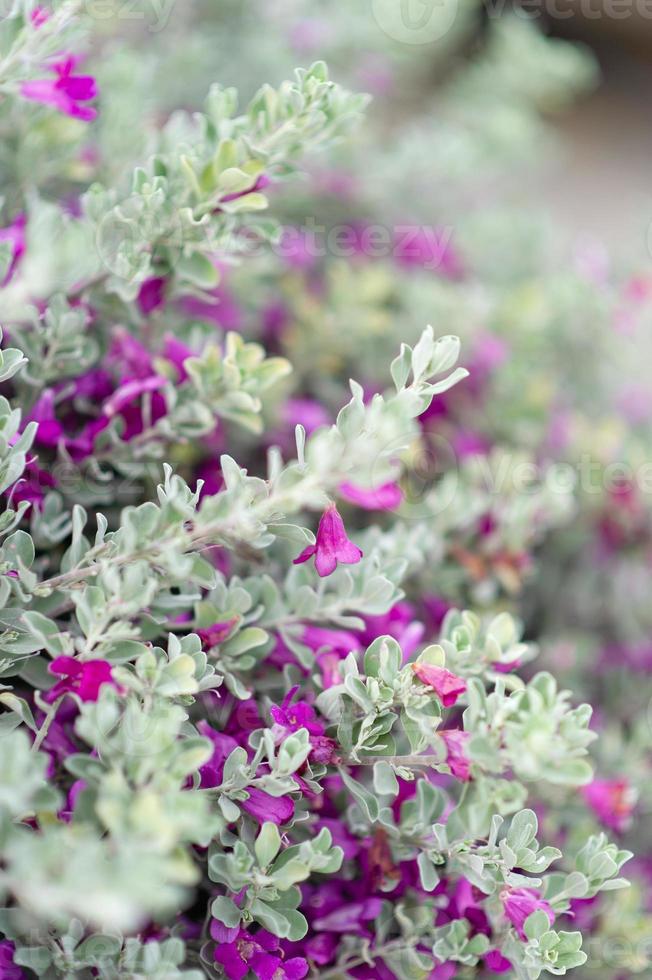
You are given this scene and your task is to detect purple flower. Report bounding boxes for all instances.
[180,282,243,330]
[293,504,363,577]
[303,932,337,965]
[196,723,239,789]
[21,55,98,121]
[109,329,154,378]
[338,480,403,511]
[278,226,320,269]
[439,730,472,781]
[501,887,555,941]
[163,334,193,381]
[270,687,337,765]
[451,430,492,459]
[359,602,424,661]
[0,941,25,980]
[197,617,240,650]
[423,595,453,631]
[582,778,635,833]
[282,398,331,435]
[484,950,513,973]
[65,417,110,463]
[102,375,167,419]
[301,625,362,655]
[213,927,307,980]
[46,656,118,703]
[241,787,294,826]
[6,460,56,510]
[312,897,383,933]
[68,368,114,401]
[430,965,458,980]
[137,276,167,315]
[297,625,362,688]
[394,226,463,279]
[411,663,467,707]
[261,300,289,342]
[0,212,26,285]
[28,389,64,447]
[268,397,331,457]
[196,725,295,827]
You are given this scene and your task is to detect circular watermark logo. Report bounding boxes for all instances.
[95,197,184,281]
[371,0,459,44]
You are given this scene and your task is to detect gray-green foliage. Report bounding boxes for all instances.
[0,5,632,977]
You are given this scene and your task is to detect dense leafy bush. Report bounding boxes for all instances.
[0,2,646,978]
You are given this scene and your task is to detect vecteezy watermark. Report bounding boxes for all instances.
[273,220,455,270]
[581,935,652,970]
[468,452,652,499]
[80,0,176,33]
[489,0,652,19]
[94,209,458,280]
[371,0,459,44]
[371,0,652,45]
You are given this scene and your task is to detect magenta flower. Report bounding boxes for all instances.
[30,6,50,26]
[411,663,467,707]
[196,723,294,823]
[303,932,337,966]
[301,625,362,655]
[6,460,56,510]
[278,226,320,270]
[451,430,492,459]
[393,226,463,279]
[312,897,383,933]
[501,887,555,941]
[0,212,26,285]
[213,926,307,980]
[108,329,154,378]
[137,276,167,315]
[338,480,403,511]
[163,334,193,381]
[423,595,453,631]
[46,656,118,703]
[0,941,24,980]
[440,730,472,781]
[484,950,512,973]
[303,627,362,689]
[20,56,98,121]
[359,601,424,661]
[430,965,457,980]
[293,504,363,577]
[65,417,110,463]
[281,397,330,435]
[180,282,243,331]
[262,300,288,341]
[28,389,64,447]
[582,778,635,833]
[241,787,294,826]
[196,723,239,790]
[102,375,167,419]
[469,331,509,375]
[196,617,240,650]
[270,687,337,765]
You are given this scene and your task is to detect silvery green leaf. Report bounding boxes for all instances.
[373,760,399,797]
[211,896,241,929]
